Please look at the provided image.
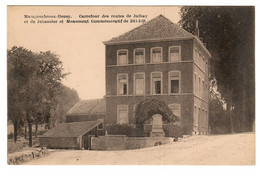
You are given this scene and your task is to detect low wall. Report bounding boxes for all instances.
[39,137,80,149]
[8,148,48,165]
[91,135,172,151]
[144,124,183,137]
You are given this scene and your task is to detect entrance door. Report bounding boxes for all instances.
[83,135,94,150]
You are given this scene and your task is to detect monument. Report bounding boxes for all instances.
[150,114,165,137]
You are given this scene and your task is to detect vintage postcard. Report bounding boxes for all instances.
[6,6,255,166]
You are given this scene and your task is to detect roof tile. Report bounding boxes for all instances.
[106,15,193,43]
[40,120,103,137]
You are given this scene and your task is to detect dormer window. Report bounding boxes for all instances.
[151,47,162,63]
[117,49,128,65]
[134,48,145,64]
[169,46,181,62]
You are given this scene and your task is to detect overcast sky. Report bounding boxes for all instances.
[8,6,181,100]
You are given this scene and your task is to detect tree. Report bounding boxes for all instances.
[134,98,180,129]
[50,86,80,127]
[8,46,67,146]
[208,79,229,134]
[179,7,255,132]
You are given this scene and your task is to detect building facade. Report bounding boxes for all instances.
[104,15,211,135]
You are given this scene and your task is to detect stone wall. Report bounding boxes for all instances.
[8,148,48,165]
[39,137,80,149]
[91,135,172,150]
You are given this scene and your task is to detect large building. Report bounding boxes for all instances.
[103,15,211,135]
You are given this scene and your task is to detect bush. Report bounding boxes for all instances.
[8,140,24,153]
[106,124,146,137]
[8,132,14,139]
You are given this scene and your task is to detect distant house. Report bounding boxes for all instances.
[39,119,104,149]
[66,98,106,123]
[103,15,211,135]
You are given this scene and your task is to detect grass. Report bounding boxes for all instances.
[7,136,41,154]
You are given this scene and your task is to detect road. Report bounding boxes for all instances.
[24,132,255,165]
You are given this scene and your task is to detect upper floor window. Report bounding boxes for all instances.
[151,72,162,94]
[198,76,201,97]
[134,48,145,64]
[168,104,181,118]
[151,47,162,63]
[134,73,145,95]
[169,46,181,62]
[194,72,197,95]
[194,48,199,61]
[117,74,128,95]
[117,49,128,65]
[205,60,208,72]
[199,52,202,66]
[117,105,128,124]
[169,71,180,94]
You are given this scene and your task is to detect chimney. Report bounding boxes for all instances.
[195,20,199,38]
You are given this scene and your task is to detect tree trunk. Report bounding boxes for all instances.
[228,88,234,133]
[24,126,27,139]
[45,107,51,130]
[13,120,18,143]
[35,124,38,137]
[29,123,32,147]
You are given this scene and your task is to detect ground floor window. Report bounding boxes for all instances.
[117,105,128,124]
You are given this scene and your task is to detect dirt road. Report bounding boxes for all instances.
[24,132,255,165]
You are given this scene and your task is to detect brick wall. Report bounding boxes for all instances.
[39,137,80,149]
[91,135,172,150]
[106,39,194,66]
[105,38,210,135]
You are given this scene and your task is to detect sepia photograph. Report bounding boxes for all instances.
[5,5,255,166]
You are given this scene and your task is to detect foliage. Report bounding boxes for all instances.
[179,7,255,132]
[8,140,24,153]
[134,98,180,129]
[8,133,14,140]
[50,85,79,126]
[7,46,69,145]
[106,124,146,137]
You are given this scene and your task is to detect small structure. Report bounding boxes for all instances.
[150,114,165,137]
[66,98,106,123]
[39,119,104,149]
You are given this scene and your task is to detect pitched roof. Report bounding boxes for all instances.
[40,120,103,138]
[105,15,193,43]
[66,98,106,116]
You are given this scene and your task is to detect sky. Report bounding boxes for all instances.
[7,6,181,100]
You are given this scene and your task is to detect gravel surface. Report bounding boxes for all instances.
[24,132,255,165]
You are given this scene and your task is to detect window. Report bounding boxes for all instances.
[168,104,181,118]
[134,73,145,95]
[117,105,128,124]
[194,105,198,126]
[133,104,137,118]
[202,56,205,71]
[194,48,199,62]
[151,47,162,63]
[169,46,181,62]
[97,123,103,130]
[134,48,145,64]
[194,73,197,95]
[117,74,128,95]
[199,52,202,67]
[198,76,201,97]
[169,71,180,94]
[117,49,128,65]
[202,79,205,99]
[151,72,162,94]
[205,61,208,72]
